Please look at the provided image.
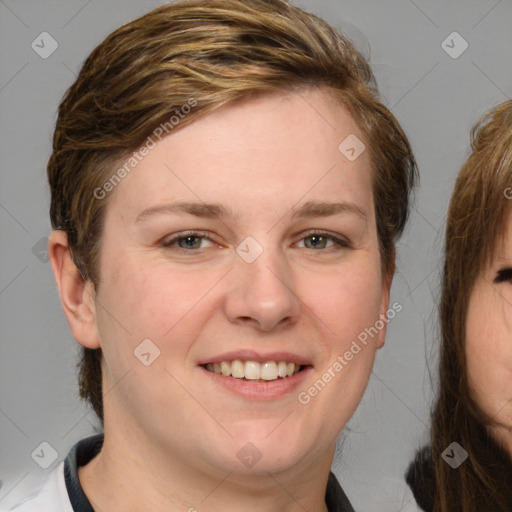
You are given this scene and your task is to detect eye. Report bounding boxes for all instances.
[494,267,512,283]
[161,231,215,251]
[296,231,350,250]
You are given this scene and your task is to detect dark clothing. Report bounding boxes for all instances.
[406,443,512,512]
[405,446,435,512]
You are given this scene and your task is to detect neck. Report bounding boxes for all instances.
[78,426,333,512]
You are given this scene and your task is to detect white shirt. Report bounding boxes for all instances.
[3,462,73,512]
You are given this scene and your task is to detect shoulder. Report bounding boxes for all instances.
[405,445,436,512]
[3,462,73,512]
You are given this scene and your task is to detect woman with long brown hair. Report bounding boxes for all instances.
[407,100,512,511]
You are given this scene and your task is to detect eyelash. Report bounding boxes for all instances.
[161,231,214,250]
[494,267,512,283]
[160,230,351,252]
[296,230,351,250]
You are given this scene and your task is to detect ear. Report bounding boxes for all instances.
[48,230,101,349]
[376,253,395,350]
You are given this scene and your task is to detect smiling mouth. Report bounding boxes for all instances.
[202,360,305,381]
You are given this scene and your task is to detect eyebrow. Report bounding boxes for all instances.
[291,200,367,221]
[135,202,233,223]
[135,200,367,223]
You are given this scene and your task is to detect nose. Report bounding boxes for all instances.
[223,245,301,332]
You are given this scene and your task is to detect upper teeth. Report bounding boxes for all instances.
[205,360,300,380]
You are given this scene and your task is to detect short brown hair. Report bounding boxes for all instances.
[47,0,417,423]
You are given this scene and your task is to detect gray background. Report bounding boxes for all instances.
[1,0,511,510]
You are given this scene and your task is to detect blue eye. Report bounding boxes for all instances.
[297,232,349,250]
[161,230,349,253]
[162,232,214,250]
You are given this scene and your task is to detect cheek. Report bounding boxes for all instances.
[466,294,492,399]
[93,258,223,404]
[98,256,225,340]
[466,289,512,413]
[301,259,384,344]
[297,289,381,435]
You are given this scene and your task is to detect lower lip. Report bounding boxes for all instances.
[200,366,313,400]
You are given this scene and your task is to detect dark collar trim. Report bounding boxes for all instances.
[64,434,103,512]
[63,434,354,512]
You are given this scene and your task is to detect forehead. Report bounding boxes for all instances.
[104,88,374,224]
[489,209,512,261]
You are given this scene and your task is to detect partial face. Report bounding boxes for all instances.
[90,89,390,475]
[466,212,512,448]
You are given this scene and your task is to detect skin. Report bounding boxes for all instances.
[466,213,512,455]
[49,88,392,512]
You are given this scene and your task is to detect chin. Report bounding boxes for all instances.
[230,433,314,475]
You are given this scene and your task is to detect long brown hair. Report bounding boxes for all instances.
[427,100,512,511]
[47,0,417,423]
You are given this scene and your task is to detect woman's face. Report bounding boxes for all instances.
[466,212,512,448]
[88,89,390,476]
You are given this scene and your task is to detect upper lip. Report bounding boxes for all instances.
[197,350,312,366]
